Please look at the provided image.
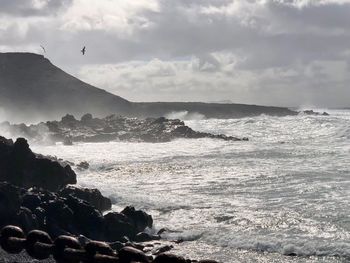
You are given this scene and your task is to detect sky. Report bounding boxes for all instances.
[1,0,350,107]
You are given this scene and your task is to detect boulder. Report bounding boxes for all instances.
[153,253,187,263]
[121,206,153,233]
[13,206,39,233]
[64,195,105,240]
[0,137,76,191]
[59,186,111,212]
[118,246,149,263]
[104,212,136,242]
[81,113,93,123]
[0,182,21,226]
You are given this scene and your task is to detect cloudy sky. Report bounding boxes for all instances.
[1,0,350,107]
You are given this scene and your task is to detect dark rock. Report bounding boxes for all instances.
[153,253,186,263]
[4,114,248,144]
[21,192,42,211]
[134,232,160,242]
[61,114,77,125]
[0,137,76,191]
[59,186,111,212]
[118,246,149,263]
[110,241,125,251]
[81,113,93,123]
[13,206,39,233]
[0,182,21,226]
[77,161,89,170]
[63,137,73,145]
[154,245,174,255]
[121,206,153,233]
[104,212,136,242]
[64,195,105,240]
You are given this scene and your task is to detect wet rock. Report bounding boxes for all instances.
[4,114,248,144]
[153,245,174,255]
[59,185,111,212]
[153,253,187,263]
[104,212,136,242]
[63,137,73,145]
[110,241,125,251]
[64,195,105,240]
[21,192,42,211]
[0,182,21,225]
[134,232,160,242]
[121,206,153,233]
[14,206,39,233]
[118,246,149,263]
[77,161,89,170]
[81,113,93,123]
[0,137,76,191]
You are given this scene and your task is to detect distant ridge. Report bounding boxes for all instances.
[0,52,297,123]
[0,52,131,123]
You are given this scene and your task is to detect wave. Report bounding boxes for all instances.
[165,111,206,120]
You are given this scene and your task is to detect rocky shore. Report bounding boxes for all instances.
[1,114,248,144]
[0,136,217,262]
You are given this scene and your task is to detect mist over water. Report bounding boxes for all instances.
[32,110,350,262]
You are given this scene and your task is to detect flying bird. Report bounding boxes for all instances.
[81,46,86,55]
[40,45,46,54]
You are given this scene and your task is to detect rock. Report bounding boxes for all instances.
[121,206,153,233]
[64,195,105,240]
[81,113,93,123]
[118,246,149,263]
[61,114,77,125]
[0,137,77,191]
[13,207,39,233]
[134,232,160,242]
[104,212,136,242]
[110,241,125,251]
[154,245,174,255]
[0,135,13,146]
[3,114,248,144]
[59,186,111,212]
[63,137,73,145]
[153,253,186,263]
[0,182,21,226]
[21,192,42,211]
[77,161,89,170]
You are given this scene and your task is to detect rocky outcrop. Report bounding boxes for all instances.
[302,110,330,116]
[59,185,112,212]
[0,182,153,243]
[1,114,248,144]
[0,137,76,191]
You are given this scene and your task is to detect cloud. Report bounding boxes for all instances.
[1,0,350,107]
[0,0,73,17]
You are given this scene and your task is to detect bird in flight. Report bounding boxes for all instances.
[40,45,46,54]
[81,46,86,55]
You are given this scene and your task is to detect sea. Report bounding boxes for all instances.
[32,109,350,262]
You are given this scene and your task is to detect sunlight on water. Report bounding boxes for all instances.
[32,110,350,262]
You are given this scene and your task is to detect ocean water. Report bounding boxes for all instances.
[32,110,350,262]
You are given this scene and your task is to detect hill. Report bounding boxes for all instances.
[0,52,297,123]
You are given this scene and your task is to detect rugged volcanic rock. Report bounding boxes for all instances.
[302,110,330,116]
[59,185,112,212]
[0,182,153,242]
[1,114,248,143]
[0,136,76,191]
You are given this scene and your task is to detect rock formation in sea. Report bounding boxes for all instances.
[1,114,249,144]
